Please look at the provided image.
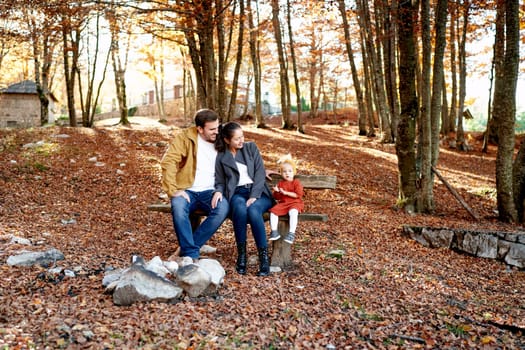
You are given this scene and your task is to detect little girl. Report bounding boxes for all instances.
[268,155,304,244]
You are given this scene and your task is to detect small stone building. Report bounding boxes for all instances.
[0,80,57,128]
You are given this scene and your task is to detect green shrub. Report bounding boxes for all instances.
[128,106,138,117]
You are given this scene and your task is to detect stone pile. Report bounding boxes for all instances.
[3,234,226,305]
[103,255,225,306]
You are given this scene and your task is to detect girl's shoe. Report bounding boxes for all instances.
[269,230,280,241]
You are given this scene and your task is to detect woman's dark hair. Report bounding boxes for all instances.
[215,122,242,152]
[194,109,218,128]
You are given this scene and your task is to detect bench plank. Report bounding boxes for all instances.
[269,174,337,189]
[147,204,328,222]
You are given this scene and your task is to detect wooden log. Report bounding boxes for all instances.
[431,166,481,221]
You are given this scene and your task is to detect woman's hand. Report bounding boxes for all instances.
[266,169,279,181]
[246,197,257,207]
[212,192,223,209]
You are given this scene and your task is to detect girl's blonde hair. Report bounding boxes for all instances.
[277,154,297,174]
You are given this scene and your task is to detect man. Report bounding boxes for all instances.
[160,109,229,261]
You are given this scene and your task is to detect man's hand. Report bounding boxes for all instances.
[173,190,190,203]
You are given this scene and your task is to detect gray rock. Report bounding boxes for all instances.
[406,227,430,247]
[176,264,212,298]
[7,248,64,267]
[475,234,498,259]
[48,267,64,275]
[111,265,183,306]
[200,245,217,255]
[163,260,179,274]
[270,265,282,273]
[145,256,171,278]
[504,242,525,268]
[505,233,519,242]
[102,268,125,288]
[423,229,454,248]
[460,233,497,259]
[497,240,511,260]
[10,236,32,245]
[327,249,345,258]
[197,259,225,287]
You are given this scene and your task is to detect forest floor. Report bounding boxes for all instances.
[0,113,524,349]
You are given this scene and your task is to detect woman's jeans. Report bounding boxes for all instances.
[230,186,273,249]
[170,189,229,259]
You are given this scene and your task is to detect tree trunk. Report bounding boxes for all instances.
[62,18,77,127]
[32,29,52,126]
[227,0,245,122]
[153,40,166,120]
[360,32,375,137]
[216,0,227,119]
[456,1,470,150]
[447,1,458,135]
[493,0,519,222]
[270,0,291,129]
[428,0,448,194]
[183,0,217,112]
[110,33,129,126]
[482,43,496,153]
[395,0,418,212]
[379,0,399,141]
[357,0,392,143]
[513,140,525,222]
[440,74,449,135]
[286,0,303,133]
[308,27,319,119]
[419,0,432,213]
[247,0,264,127]
[79,12,111,127]
[337,0,367,136]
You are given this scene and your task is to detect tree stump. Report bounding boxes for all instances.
[270,220,293,269]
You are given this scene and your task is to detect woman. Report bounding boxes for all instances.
[212,122,274,276]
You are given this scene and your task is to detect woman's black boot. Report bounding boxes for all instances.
[236,243,247,275]
[257,247,270,276]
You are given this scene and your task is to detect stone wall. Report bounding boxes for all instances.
[95,99,187,121]
[402,225,525,269]
[0,94,40,128]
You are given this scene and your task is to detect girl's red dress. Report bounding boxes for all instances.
[269,179,304,215]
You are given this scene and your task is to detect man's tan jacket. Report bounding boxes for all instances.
[160,126,199,197]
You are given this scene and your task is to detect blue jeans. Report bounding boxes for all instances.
[230,186,273,249]
[170,190,229,259]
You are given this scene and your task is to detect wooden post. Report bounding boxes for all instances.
[432,166,481,221]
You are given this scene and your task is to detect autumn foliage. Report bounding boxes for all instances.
[0,115,524,349]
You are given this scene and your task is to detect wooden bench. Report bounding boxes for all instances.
[147,174,337,269]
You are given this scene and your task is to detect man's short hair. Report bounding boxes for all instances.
[194,109,219,128]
